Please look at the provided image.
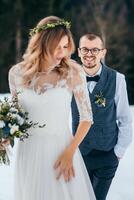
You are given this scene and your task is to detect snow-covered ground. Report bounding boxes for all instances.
[0,94,134,200]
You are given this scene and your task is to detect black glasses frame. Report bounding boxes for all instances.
[79,47,104,55]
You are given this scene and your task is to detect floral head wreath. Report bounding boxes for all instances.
[29,20,71,37]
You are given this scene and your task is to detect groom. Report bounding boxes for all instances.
[71,33,132,200]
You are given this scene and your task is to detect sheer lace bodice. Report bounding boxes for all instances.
[8,60,93,123]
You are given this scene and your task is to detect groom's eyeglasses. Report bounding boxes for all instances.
[79,47,104,56]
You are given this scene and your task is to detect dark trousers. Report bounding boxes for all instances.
[82,149,119,200]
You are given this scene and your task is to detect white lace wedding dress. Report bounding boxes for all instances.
[9,61,96,200]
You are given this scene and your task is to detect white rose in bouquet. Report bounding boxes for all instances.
[10,125,19,135]
[0,120,5,128]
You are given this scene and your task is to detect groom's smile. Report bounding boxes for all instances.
[83,56,96,67]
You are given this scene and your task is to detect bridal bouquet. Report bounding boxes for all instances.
[0,94,45,165]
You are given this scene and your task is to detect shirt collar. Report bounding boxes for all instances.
[84,64,102,77]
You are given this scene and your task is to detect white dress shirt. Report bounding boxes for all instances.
[85,65,133,158]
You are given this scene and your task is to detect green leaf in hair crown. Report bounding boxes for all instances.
[29,20,71,37]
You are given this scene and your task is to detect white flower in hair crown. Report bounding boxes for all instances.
[29,20,71,37]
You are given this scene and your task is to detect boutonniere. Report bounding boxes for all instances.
[95,91,106,107]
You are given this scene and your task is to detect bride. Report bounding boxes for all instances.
[7,16,96,200]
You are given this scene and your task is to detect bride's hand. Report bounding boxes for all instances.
[54,148,75,182]
[0,143,5,150]
[1,139,10,148]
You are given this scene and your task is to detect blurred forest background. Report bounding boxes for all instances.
[0,0,134,104]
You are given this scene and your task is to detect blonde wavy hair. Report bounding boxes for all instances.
[20,16,75,87]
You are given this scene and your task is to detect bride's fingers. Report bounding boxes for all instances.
[0,144,5,150]
[56,167,74,182]
[67,168,75,182]
[56,167,69,182]
[56,170,62,180]
[65,170,70,182]
[68,169,72,182]
[69,168,74,180]
[72,166,75,177]
[2,139,10,146]
[54,159,61,169]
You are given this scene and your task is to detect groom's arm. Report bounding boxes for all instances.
[114,72,133,158]
[71,95,80,135]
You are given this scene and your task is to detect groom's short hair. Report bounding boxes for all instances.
[79,33,105,48]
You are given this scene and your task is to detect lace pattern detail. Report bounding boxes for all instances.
[8,60,93,123]
[8,64,22,95]
[70,61,93,122]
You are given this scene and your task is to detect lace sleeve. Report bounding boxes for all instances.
[8,65,18,95]
[71,61,93,123]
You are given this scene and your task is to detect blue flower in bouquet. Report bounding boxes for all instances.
[2,125,10,137]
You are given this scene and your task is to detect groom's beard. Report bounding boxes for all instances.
[82,55,96,69]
